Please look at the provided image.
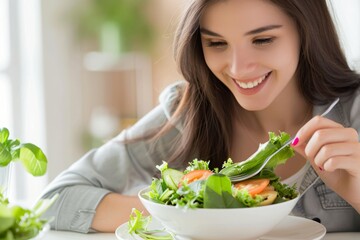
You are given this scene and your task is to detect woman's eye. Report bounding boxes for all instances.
[253,38,274,46]
[206,41,227,48]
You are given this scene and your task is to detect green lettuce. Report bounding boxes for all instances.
[204,174,243,208]
[128,208,174,240]
[219,132,294,177]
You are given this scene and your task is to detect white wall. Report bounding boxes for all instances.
[40,0,184,184]
[329,0,360,71]
[41,0,89,181]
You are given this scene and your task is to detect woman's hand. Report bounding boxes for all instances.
[92,193,148,232]
[292,116,360,212]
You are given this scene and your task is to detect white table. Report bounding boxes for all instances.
[46,230,359,239]
[46,231,116,240]
[322,232,360,240]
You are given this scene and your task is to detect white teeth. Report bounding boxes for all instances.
[236,74,267,89]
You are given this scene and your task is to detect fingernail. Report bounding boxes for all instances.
[291,137,299,146]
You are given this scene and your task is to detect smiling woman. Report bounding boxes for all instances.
[37,0,360,236]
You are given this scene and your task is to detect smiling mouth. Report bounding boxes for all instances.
[234,72,271,89]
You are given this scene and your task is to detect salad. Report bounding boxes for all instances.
[127,132,299,239]
[146,132,298,209]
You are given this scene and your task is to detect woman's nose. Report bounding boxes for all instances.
[229,47,258,77]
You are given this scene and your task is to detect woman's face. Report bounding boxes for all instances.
[200,0,300,111]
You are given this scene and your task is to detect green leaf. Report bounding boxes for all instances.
[128,208,151,234]
[156,161,168,173]
[173,180,205,208]
[0,143,12,167]
[250,168,279,181]
[184,159,210,174]
[204,174,243,208]
[9,205,43,240]
[219,132,294,177]
[128,208,174,240]
[265,132,294,168]
[0,128,52,240]
[159,188,174,202]
[18,143,47,176]
[271,180,298,200]
[219,142,277,176]
[8,139,20,160]
[147,179,164,203]
[0,128,9,144]
[10,205,28,221]
[235,189,264,207]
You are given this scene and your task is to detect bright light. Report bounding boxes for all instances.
[0,75,13,131]
[0,0,10,71]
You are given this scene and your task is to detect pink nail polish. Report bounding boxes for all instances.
[291,137,299,146]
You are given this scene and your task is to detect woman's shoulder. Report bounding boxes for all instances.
[158,80,187,119]
[123,81,186,139]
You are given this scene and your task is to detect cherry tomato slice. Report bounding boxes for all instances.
[179,170,213,187]
[234,178,270,196]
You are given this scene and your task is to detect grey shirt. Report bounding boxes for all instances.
[40,81,360,233]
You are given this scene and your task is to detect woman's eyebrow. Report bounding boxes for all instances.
[245,24,283,35]
[200,28,223,37]
[200,24,283,37]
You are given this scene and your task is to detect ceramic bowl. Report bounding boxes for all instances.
[139,187,300,240]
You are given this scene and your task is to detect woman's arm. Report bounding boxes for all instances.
[38,82,185,233]
[91,193,148,232]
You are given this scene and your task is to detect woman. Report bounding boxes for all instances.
[40,0,360,233]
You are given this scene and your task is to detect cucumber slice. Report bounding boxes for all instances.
[159,188,174,202]
[162,168,184,190]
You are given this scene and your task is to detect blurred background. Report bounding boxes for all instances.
[0,0,359,206]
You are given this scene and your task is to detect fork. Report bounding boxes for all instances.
[229,97,340,183]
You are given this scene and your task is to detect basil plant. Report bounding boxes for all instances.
[0,127,47,176]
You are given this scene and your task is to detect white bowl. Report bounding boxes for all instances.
[139,187,300,240]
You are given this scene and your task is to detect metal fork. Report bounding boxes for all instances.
[229,97,340,183]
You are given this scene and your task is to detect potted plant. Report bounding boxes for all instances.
[0,127,57,239]
[70,0,155,54]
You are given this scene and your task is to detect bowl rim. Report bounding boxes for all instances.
[138,186,300,211]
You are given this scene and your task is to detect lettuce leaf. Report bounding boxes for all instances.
[128,208,174,240]
[219,132,294,177]
[204,174,244,208]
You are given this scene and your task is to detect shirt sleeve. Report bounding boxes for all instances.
[38,81,185,233]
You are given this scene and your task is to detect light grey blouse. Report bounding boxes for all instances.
[39,81,360,233]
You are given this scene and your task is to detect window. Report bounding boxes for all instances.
[329,0,360,70]
[0,0,13,130]
[0,0,10,70]
[1,0,47,206]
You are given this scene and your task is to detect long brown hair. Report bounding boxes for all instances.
[156,0,360,169]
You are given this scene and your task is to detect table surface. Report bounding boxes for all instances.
[46,230,359,240]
